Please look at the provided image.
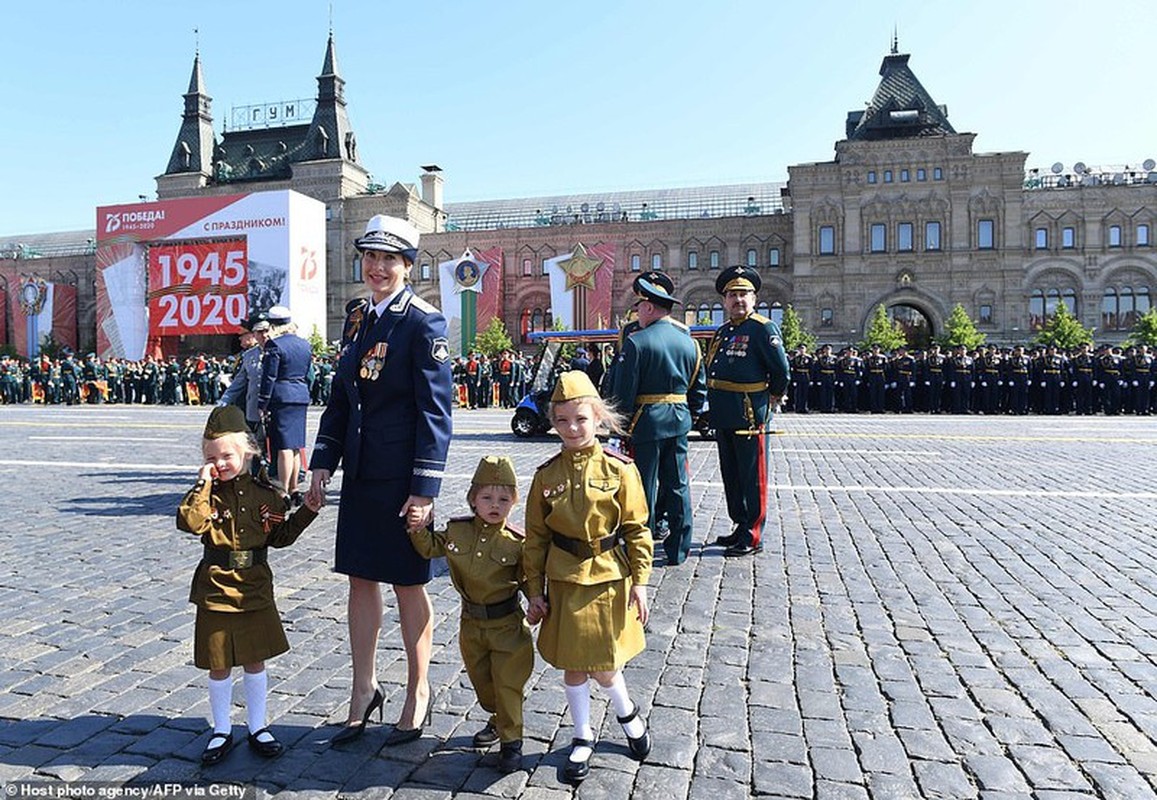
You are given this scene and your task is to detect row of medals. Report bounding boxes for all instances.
[360,342,387,381]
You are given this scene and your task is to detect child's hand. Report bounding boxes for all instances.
[198,463,217,482]
[526,596,549,625]
[302,490,324,512]
[629,585,649,627]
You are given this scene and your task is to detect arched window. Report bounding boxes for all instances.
[1120,286,1135,328]
[1102,289,1118,331]
[1137,286,1151,315]
[711,303,724,325]
[746,248,757,267]
[522,258,532,277]
[698,303,712,325]
[1029,289,1046,330]
[1061,289,1077,316]
[1045,288,1060,317]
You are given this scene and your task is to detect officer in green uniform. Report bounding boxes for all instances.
[408,456,532,773]
[612,274,706,565]
[704,266,790,557]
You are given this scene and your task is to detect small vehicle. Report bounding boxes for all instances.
[510,326,717,438]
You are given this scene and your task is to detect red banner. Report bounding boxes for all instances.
[147,240,249,335]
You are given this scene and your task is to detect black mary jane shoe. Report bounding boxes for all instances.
[563,737,594,783]
[382,701,431,747]
[617,705,652,760]
[723,542,764,558]
[331,685,384,745]
[472,721,500,749]
[247,727,283,758]
[497,739,523,773]
[201,732,234,766]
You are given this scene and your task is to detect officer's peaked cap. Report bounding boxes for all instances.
[356,215,420,262]
[635,276,679,307]
[632,270,675,296]
[267,305,291,325]
[716,265,761,295]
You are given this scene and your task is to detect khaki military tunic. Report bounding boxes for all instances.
[410,516,533,741]
[524,443,652,672]
[177,473,317,670]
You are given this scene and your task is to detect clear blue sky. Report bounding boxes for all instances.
[3,0,1154,235]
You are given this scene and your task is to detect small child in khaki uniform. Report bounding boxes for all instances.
[178,405,321,765]
[408,456,533,773]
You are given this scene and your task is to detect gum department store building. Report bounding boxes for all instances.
[3,34,1155,352]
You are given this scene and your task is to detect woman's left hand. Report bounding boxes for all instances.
[400,495,433,532]
[629,584,649,627]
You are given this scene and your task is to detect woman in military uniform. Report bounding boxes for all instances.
[523,371,653,782]
[307,215,453,747]
[257,306,313,504]
[178,405,320,765]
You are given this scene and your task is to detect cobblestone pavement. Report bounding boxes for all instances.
[1,406,1156,799]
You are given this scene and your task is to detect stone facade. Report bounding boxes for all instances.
[3,39,1155,354]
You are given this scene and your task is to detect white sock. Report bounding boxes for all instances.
[564,682,593,760]
[604,673,645,738]
[243,670,270,739]
[208,675,233,735]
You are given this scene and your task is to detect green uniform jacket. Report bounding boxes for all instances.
[409,516,527,608]
[612,317,706,442]
[177,473,316,613]
[523,443,652,598]
[705,313,790,431]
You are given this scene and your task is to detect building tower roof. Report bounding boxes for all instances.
[845,45,956,141]
[164,53,216,175]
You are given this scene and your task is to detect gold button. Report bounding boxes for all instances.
[477,552,483,557]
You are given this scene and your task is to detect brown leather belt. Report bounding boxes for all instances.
[202,547,268,569]
[551,531,624,559]
[461,595,520,620]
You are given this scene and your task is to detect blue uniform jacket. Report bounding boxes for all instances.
[219,345,262,422]
[612,317,706,442]
[705,313,790,431]
[258,333,312,410]
[311,288,453,497]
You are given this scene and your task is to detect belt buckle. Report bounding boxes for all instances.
[229,550,253,569]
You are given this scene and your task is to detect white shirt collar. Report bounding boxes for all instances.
[370,286,406,317]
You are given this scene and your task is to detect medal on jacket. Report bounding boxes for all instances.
[360,342,388,381]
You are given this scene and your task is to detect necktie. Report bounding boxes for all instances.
[362,309,378,341]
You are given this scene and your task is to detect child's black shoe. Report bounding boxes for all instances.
[472,721,499,749]
[497,739,522,773]
[201,732,234,765]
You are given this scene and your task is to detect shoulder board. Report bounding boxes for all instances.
[345,297,369,316]
[668,318,690,332]
[449,515,474,523]
[253,469,278,492]
[409,294,439,314]
[750,312,772,324]
[604,448,634,465]
[504,522,526,540]
[536,452,562,470]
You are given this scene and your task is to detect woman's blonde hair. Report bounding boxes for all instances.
[549,394,626,435]
[267,321,298,339]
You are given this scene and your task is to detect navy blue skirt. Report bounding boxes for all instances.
[267,402,308,451]
[334,477,432,586]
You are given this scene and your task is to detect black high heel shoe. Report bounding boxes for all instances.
[331,686,384,745]
[382,696,431,747]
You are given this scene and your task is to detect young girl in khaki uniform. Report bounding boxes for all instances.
[407,456,533,773]
[523,370,653,782]
[178,405,321,765]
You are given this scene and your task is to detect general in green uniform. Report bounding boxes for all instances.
[705,265,790,557]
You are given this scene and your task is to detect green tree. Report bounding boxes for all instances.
[1033,303,1093,348]
[939,303,986,349]
[472,317,514,358]
[780,304,817,351]
[1125,307,1157,347]
[307,324,328,358]
[860,304,907,351]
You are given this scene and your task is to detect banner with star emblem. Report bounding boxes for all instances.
[7,276,78,358]
[543,243,615,329]
[438,246,504,355]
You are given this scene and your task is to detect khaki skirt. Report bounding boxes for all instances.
[537,578,645,672]
[194,606,289,670]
